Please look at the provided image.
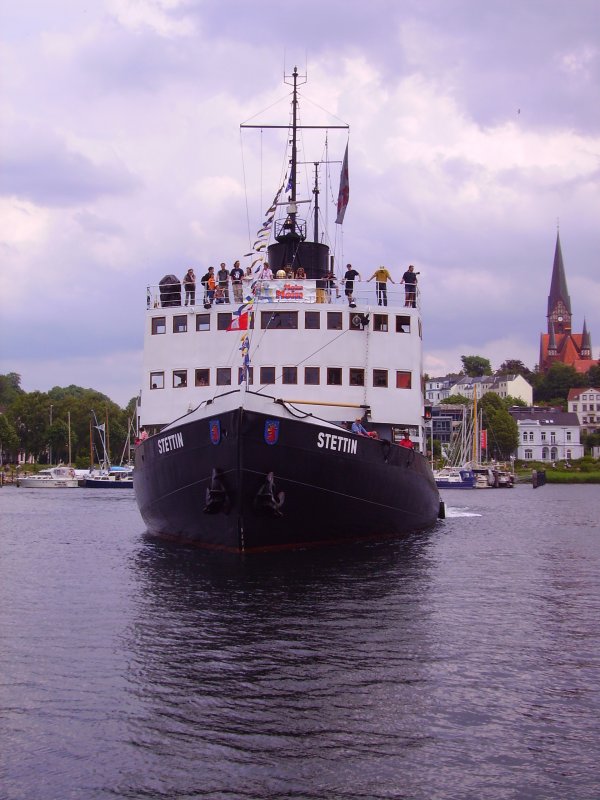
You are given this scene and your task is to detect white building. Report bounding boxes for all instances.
[509,407,583,462]
[425,377,454,403]
[567,387,600,435]
[450,374,533,404]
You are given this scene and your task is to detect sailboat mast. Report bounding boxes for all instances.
[472,386,478,464]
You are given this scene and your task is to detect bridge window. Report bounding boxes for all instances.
[173,370,187,388]
[349,368,365,386]
[260,367,276,385]
[396,371,411,389]
[305,367,320,385]
[327,312,343,330]
[396,315,410,333]
[238,367,253,385]
[195,369,210,387]
[373,369,388,388]
[150,371,164,389]
[261,311,298,329]
[327,368,342,385]
[373,314,388,332]
[173,315,187,333]
[151,317,166,335]
[216,368,231,386]
[196,314,210,331]
[305,311,320,329]
[282,367,298,384]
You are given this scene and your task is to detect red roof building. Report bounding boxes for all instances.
[539,233,597,373]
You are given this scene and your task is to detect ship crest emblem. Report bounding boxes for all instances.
[209,419,221,445]
[264,419,280,445]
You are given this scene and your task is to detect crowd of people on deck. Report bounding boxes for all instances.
[160,262,420,309]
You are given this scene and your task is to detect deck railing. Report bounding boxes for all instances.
[147,279,421,311]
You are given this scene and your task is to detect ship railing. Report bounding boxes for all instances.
[146,280,421,311]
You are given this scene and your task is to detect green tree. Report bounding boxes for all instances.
[535,363,586,403]
[480,393,519,459]
[496,359,532,378]
[585,364,600,387]
[461,355,492,377]
[504,395,527,408]
[0,373,24,407]
[440,394,471,406]
[0,413,19,462]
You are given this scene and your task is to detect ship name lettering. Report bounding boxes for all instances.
[317,432,358,455]
[157,431,184,454]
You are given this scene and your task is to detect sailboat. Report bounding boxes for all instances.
[81,413,134,488]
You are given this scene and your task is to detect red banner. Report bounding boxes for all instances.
[480,429,487,450]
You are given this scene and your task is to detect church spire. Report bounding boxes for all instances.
[547,231,572,334]
[581,318,592,359]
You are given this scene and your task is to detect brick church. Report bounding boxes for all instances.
[539,233,597,374]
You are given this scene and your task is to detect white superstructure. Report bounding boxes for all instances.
[138,281,427,447]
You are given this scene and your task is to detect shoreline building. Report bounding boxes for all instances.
[539,233,597,374]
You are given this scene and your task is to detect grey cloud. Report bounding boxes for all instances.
[0,128,141,207]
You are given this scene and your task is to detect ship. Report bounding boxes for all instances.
[133,68,444,552]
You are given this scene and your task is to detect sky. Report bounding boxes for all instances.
[1,0,599,407]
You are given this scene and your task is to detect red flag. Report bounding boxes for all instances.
[335,144,349,224]
[480,429,487,450]
[226,312,249,331]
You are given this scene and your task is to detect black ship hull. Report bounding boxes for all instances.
[134,405,441,552]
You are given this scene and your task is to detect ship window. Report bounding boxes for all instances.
[151,317,166,335]
[238,367,254,385]
[327,312,343,330]
[350,368,365,386]
[373,314,388,332]
[150,371,164,389]
[327,368,342,386]
[396,315,410,333]
[216,368,231,386]
[261,311,298,329]
[173,315,187,333]
[305,311,320,329]
[260,367,276,385]
[305,366,320,385]
[418,320,422,339]
[173,370,187,388]
[195,369,210,387]
[395,371,411,389]
[374,369,388,388]
[282,367,298,384]
[217,313,232,331]
[196,314,210,331]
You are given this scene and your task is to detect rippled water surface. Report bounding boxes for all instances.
[1,484,599,799]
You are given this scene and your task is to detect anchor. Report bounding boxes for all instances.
[254,471,285,517]
[203,468,229,514]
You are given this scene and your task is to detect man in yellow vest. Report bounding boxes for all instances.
[367,266,395,306]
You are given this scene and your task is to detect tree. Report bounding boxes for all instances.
[461,355,492,377]
[440,394,471,406]
[480,393,519,460]
[504,396,527,408]
[0,373,24,407]
[497,360,532,378]
[586,364,600,387]
[0,414,19,463]
[535,363,586,402]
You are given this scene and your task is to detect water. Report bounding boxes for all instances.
[1,484,599,800]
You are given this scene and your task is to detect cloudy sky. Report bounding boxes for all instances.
[1,0,599,406]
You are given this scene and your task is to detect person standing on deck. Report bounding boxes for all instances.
[217,263,230,303]
[367,266,395,306]
[400,265,418,308]
[183,268,196,306]
[343,264,361,307]
[230,260,244,304]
